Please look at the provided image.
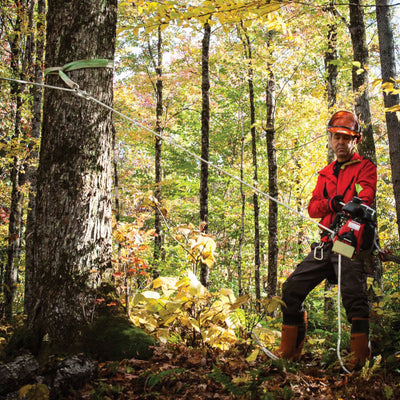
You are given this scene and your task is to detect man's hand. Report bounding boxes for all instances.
[328,195,344,212]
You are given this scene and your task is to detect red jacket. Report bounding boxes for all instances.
[308,153,377,233]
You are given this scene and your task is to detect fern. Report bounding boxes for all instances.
[209,365,246,397]
[146,368,185,389]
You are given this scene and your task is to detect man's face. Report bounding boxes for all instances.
[329,132,358,162]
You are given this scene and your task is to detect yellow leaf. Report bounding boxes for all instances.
[262,296,285,314]
[232,374,252,384]
[141,290,160,299]
[162,314,178,325]
[132,293,145,306]
[385,105,400,113]
[372,78,382,89]
[146,299,163,313]
[152,276,177,291]
[18,384,49,400]
[230,294,250,309]
[189,318,201,332]
[246,348,260,362]
[219,288,236,304]
[144,316,159,331]
[199,237,217,267]
[187,270,206,295]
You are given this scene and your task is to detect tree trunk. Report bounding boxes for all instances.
[324,4,338,313]
[199,22,211,288]
[25,0,46,317]
[265,66,278,299]
[375,0,400,240]
[348,0,376,163]
[238,111,245,297]
[324,8,338,112]
[153,26,163,278]
[5,136,24,321]
[26,0,117,351]
[4,0,29,321]
[349,0,383,295]
[241,27,261,306]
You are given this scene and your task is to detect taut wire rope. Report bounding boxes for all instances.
[0,76,334,235]
[1,75,354,372]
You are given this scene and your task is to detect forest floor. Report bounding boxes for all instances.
[67,342,400,400]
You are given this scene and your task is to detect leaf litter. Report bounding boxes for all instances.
[66,343,400,400]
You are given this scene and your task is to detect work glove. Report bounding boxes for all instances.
[327,195,344,213]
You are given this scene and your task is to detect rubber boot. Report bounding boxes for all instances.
[274,325,299,360]
[275,312,307,361]
[349,317,370,370]
[292,312,307,361]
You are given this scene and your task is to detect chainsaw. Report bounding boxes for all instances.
[331,196,400,264]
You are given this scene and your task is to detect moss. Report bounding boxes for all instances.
[5,325,39,361]
[6,283,155,362]
[81,282,156,361]
[83,314,155,361]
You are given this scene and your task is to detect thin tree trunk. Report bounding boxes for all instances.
[375,0,400,241]
[153,26,163,278]
[25,0,46,317]
[241,26,261,306]
[324,6,338,113]
[4,0,29,321]
[265,65,278,299]
[199,22,211,288]
[5,135,24,321]
[324,2,338,313]
[238,110,245,297]
[112,125,125,311]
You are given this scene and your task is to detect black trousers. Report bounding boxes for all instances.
[281,241,369,326]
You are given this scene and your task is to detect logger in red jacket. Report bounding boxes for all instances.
[274,111,377,369]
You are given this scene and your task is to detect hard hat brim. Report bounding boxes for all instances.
[328,126,362,142]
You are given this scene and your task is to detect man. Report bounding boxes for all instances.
[274,111,377,369]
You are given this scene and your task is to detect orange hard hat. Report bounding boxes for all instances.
[327,111,362,143]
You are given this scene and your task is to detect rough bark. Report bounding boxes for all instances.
[25,0,46,317]
[153,26,163,277]
[324,9,338,112]
[199,22,211,288]
[26,0,117,351]
[349,0,383,294]
[324,4,338,313]
[375,0,400,240]
[348,0,376,163]
[265,67,278,299]
[4,0,28,321]
[241,26,261,306]
[238,113,246,297]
